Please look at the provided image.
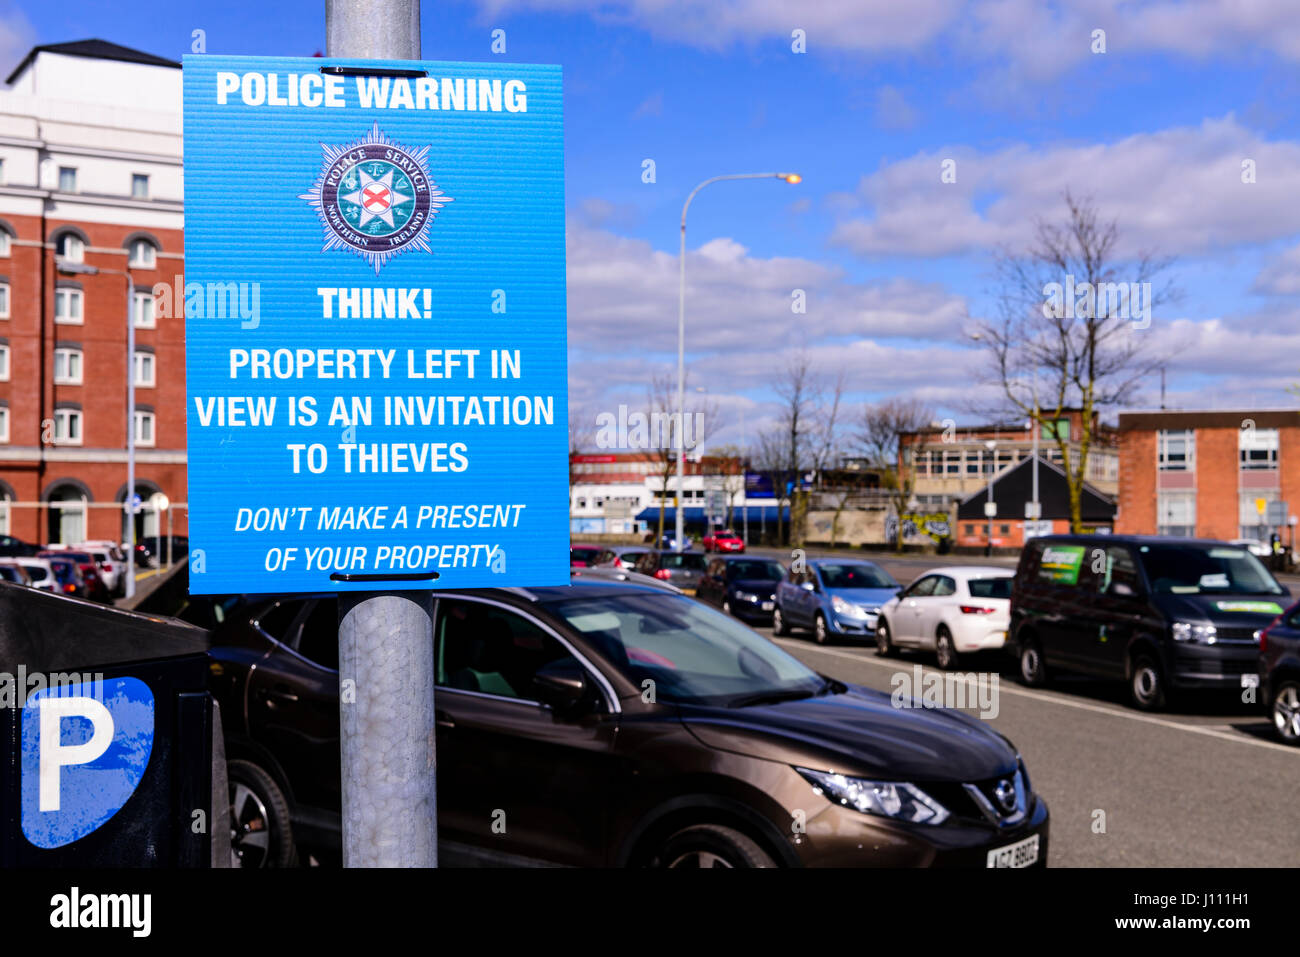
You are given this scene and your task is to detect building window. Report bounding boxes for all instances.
[129,238,156,267]
[965,524,975,536]
[0,281,8,318]
[1157,491,1196,537]
[0,344,8,381]
[133,291,155,328]
[133,351,155,387]
[0,231,10,257]
[53,408,82,445]
[1157,429,1194,471]
[133,411,156,447]
[55,288,82,324]
[1239,492,1278,538]
[0,407,8,443]
[55,233,84,263]
[58,167,77,192]
[131,174,149,199]
[54,347,83,385]
[944,451,959,475]
[1240,427,1279,470]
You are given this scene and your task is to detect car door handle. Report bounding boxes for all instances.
[436,710,455,729]
[265,686,299,704]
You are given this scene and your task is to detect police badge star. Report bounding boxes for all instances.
[300,122,453,273]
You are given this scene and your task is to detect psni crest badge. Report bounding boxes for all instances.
[300,123,453,273]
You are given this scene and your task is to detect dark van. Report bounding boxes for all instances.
[1010,535,1290,710]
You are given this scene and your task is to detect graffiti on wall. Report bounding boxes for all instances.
[885,512,952,543]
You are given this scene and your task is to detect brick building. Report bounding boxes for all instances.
[1115,409,1300,545]
[0,40,185,545]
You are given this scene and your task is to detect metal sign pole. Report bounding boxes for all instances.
[326,0,438,869]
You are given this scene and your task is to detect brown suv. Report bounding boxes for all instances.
[144,573,1049,867]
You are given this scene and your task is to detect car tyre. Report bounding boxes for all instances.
[228,759,298,869]
[659,824,775,869]
[1018,636,1048,687]
[1129,653,1167,711]
[875,618,896,657]
[772,605,791,636]
[935,627,959,671]
[814,612,831,645]
[1271,680,1300,745]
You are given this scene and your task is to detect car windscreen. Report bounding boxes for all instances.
[549,592,824,706]
[726,560,784,581]
[818,564,896,589]
[20,565,49,581]
[967,577,1013,599]
[661,553,706,570]
[1137,544,1283,595]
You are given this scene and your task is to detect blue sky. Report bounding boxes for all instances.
[9,0,1300,448]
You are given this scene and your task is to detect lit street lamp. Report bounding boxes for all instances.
[675,172,800,552]
[57,258,137,598]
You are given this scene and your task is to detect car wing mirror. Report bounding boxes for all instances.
[532,658,590,714]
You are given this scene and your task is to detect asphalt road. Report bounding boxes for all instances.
[732,546,1300,867]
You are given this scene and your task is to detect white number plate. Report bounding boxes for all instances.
[986,834,1039,868]
[761,602,774,611]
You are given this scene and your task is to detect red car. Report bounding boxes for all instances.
[702,527,745,553]
[570,544,603,567]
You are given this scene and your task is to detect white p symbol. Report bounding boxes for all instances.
[39,696,114,812]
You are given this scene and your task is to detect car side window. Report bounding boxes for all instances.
[255,599,308,645]
[436,599,579,703]
[296,599,339,670]
[932,576,957,597]
[905,576,937,598]
[1098,546,1141,595]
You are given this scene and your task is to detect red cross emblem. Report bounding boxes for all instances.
[362,185,391,211]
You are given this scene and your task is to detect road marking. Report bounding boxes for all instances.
[773,638,1300,757]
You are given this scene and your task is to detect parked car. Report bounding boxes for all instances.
[138,571,1050,868]
[13,557,58,592]
[38,550,109,602]
[876,566,1014,669]
[45,556,88,597]
[0,534,41,558]
[1259,599,1300,745]
[633,549,709,594]
[593,544,652,570]
[1010,535,1290,710]
[702,527,745,553]
[75,541,125,595]
[774,559,901,645]
[1230,537,1273,560]
[655,532,693,551]
[569,565,683,593]
[570,544,604,568]
[0,560,33,586]
[695,556,786,623]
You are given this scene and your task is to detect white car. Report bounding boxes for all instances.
[876,566,1014,670]
[12,557,58,592]
[75,541,126,594]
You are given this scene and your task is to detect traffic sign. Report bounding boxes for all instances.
[21,677,155,849]
[183,56,568,593]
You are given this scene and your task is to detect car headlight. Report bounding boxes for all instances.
[734,591,759,602]
[831,596,867,618]
[1171,621,1217,643]
[796,768,950,825]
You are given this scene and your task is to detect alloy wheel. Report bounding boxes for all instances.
[1273,684,1300,743]
[229,782,272,868]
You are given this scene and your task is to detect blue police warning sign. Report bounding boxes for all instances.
[21,677,155,849]
[182,56,568,593]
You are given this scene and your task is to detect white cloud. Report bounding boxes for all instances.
[1252,244,1300,295]
[830,117,1300,258]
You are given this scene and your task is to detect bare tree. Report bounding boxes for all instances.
[972,190,1178,531]
[860,397,936,550]
[647,371,715,545]
[568,401,595,500]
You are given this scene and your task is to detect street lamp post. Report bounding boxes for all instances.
[676,171,800,552]
[57,258,135,598]
[984,438,998,557]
